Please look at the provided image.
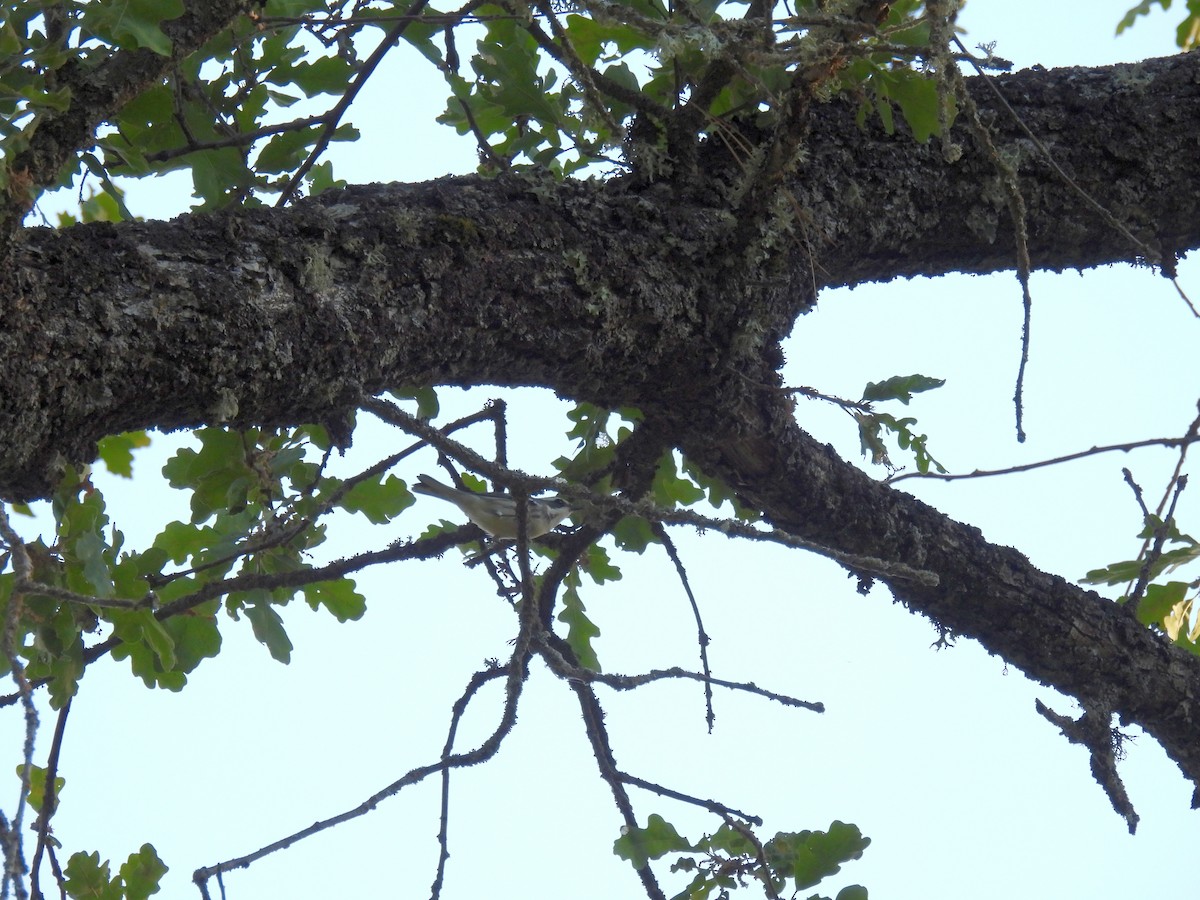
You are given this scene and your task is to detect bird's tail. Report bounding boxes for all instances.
[412,474,460,499]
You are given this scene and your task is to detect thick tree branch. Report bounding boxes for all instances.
[3,51,1200,808]
[779,50,1200,286]
[7,46,1200,499]
[677,385,1200,802]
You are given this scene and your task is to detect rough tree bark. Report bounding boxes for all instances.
[3,46,1200,810]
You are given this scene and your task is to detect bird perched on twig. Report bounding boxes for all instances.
[412,474,574,539]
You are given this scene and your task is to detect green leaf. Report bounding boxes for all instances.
[140,613,178,671]
[614,814,693,868]
[243,597,293,663]
[555,402,629,479]
[264,0,324,15]
[701,822,755,856]
[60,843,167,900]
[17,763,65,815]
[82,0,185,56]
[58,487,117,598]
[558,582,601,670]
[1136,580,1188,624]
[163,428,257,522]
[861,374,945,404]
[836,886,870,900]
[1082,559,1144,586]
[64,850,122,900]
[612,516,658,554]
[271,55,356,96]
[682,459,758,519]
[165,607,221,669]
[1117,0,1167,34]
[111,83,178,154]
[120,844,168,900]
[306,160,346,196]
[109,607,189,688]
[340,474,414,524]
[77,175,135,223]
[580,544,621,585]
[392,386,440,420]
[398,14,446,68]
[0,21,21,56]
[73,530,116,598]
[652,453,706,507]
[1084,525,1200,587]
[892,75,943,142]
[1176,5,1200,49]
[96,432,152,478]
[152,520,215,564]
[768,821,870,890]
[564,15,651,64]
[1136,513,1198,546]
[302,579,366,622]
[190,147,254,210]
[256,127,319,174]
[47,648,85,708]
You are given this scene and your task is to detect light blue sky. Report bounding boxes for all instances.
[7,2,1200,898]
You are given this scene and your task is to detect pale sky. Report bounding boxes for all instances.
[7,2,1200,899]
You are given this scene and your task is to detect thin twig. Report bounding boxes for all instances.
[429,667,508,900]
[141,113,328,163]
[193,638,528,893]
[889,431,1200,484]
[0,530,473,709]
[1126,475,1188,617]
[29,697,71,899]
[1121,467,1150,518]
[948,60,1034,441]
[954,35,1196,317]
[276,0,432,206]
[0,505,37,899]
[1036,699,1138,833]
[619,771,762,826]
[457,98,510,171]
[588,666,824,713]
[718,812,780,900]
[654,527,715,732]
[569,679,667,900]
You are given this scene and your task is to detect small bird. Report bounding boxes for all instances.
[412,474,574,540]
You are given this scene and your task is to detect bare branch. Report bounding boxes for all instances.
[1036,699,1138,833]
[587,666,824,714]
[193,643,528,892]
[29,697,71,900]
[889,430,1200,485]
[430,667,509,900]
[654,526,716,732]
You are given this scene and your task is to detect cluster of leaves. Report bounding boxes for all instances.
[18,760,167,899]
[0,414,434,895]
[615,814,869,899]
[433,0,949,174]
[2,0,362,213]
[60,845,167,900]
[103,0,359,208]
[4,0,952,221]
[0,422,413,708]
[1083,513,1200,654]
[854,374,947,475]
[1118,0,1200,49]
